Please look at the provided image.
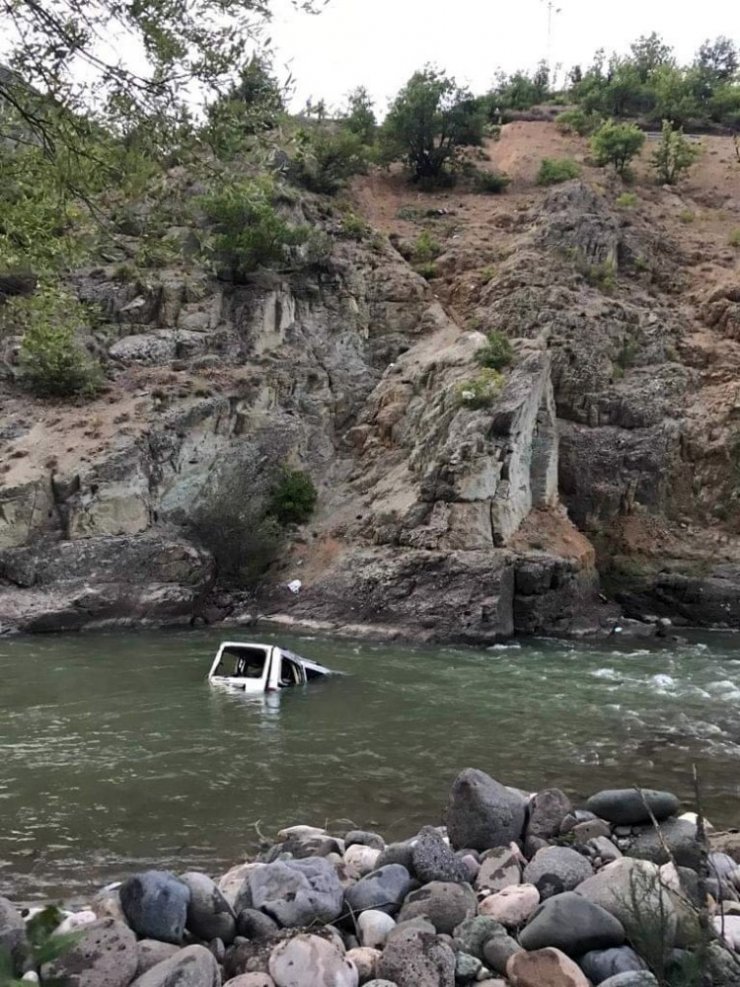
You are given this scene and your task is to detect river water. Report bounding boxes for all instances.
[1,628,740,901]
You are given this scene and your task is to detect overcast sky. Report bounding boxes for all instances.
[270,0,738,111]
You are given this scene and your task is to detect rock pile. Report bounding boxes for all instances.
[4,771,740,987]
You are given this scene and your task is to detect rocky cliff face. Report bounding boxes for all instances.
[2,123,739,639]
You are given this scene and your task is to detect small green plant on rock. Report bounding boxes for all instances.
[340,212,370,240]
[456,368,504,409]
[11,286,102,399]
[267,468,318,526]
[679,209,695,224]
[537,157,581,185]
[479,265,496,284]
[475,330,514,370]
[729,229,740,248]
[412,230,442,263]
[616,192,638,208]
[572,250,617,293]
[415,260,438,280]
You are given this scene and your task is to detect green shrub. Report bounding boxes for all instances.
[191,463,283,587]
[475,330,514,370]
[471,169,510,194]
[380,66,485,184]
[340,212,370,240]
[537,157,581,185]
[616,192,638,207]
[555,108,601,136]
[571,250,617,292]
[591,120,646,176]
[679,209,695,224]
[200,177,309,280]
[456,368,504,408]
[479,265,496,284]
[11,286,102,399]
[729,229,740,248]
[288,127,370,195]
[414,261,438,280]
[413,230,442,263]
[268,468,318,526]
[651,119,700,185]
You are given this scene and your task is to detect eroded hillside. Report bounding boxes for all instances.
[1,122,739,638]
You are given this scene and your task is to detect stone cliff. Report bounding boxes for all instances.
[1,122,739,639]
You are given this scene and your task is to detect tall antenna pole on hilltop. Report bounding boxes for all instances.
[541,0,562,77]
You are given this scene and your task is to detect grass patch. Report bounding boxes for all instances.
[616,192,638,208]
[456,368,504,409]
[475,330,514,370]
[729,229,740,248]
[537,157,581,186]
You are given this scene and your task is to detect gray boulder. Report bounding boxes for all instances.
[377,843,414,872]
[358,910,397,949]
[446,769,526,851]
[706,942,740,987]
[624,819,700,870]
[0,897,25,966]
[523,846,593,899]
[237,909,280,940]
[575,858,677,945]
[180,871,236,943]
[120,871,190,944]
[345,865,413,916]
[526,789,573,841]
[130,944,220,987]
[248,857,343,927]
[599,974,658,987]
[346,831,386,851]
[452,915,506,961]
[586,790,679,826]
[482,930,522,975]
[412,827,469,884]
[397,882,477,935]
[42,919,138,987]
[579,947,647,984]
[136,941,181,976]
[377,927,455,987]
[454,951,482,983]
[519,892,625,955]
[475,847,521,893]
[268,934,358,987]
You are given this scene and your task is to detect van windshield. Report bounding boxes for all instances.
[214,646,268,678]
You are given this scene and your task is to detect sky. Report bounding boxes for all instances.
[269,0,739,111]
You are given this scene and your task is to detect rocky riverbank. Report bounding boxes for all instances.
[3,770,740,987]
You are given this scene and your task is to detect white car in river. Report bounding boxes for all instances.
[207,641,334,694]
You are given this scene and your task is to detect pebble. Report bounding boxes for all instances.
[507,947,590,987]
[346,946,380,983]
[358,910,397,949]
[475,847,521,893]
[269,934,358,987]
[478,884,540,927]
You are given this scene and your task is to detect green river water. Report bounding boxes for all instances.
[1,628,740,902]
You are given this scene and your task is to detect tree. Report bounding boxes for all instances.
[696,36,739,84]
[630,33,675,82]
[342,86,377,145]
[651,119,700,184]
[381,66,485,184]
[591,119,646,176]
[491,63,549,112]
[0,0,322,151]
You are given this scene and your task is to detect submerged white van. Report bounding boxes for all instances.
[207,642,334,693]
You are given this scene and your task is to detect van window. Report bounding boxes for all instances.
[280,657,302,687]
[215,646,267,678]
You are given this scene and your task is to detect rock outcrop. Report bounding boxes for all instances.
[3,124,740,637]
